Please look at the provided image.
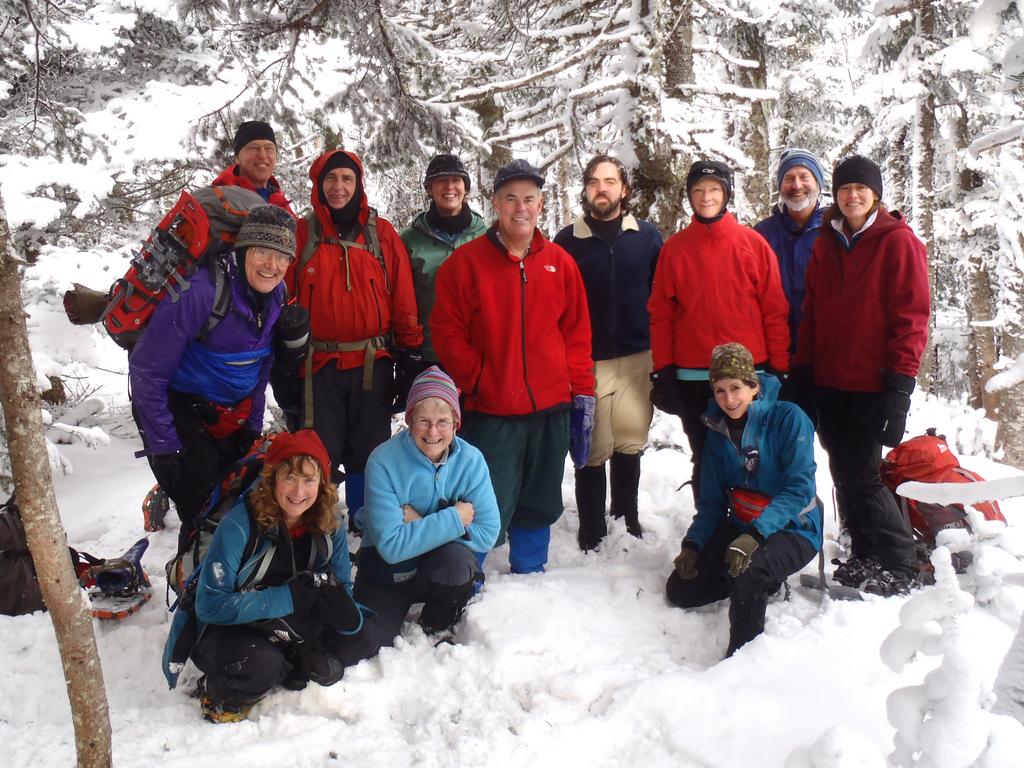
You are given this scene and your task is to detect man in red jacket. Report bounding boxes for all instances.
[648,160,790,504]
[794,155,929,597]
[286,149,423,528]
[212,121,295,215]
[432,159,595,573]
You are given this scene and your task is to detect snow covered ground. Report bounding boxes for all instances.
[3,250,1024,767]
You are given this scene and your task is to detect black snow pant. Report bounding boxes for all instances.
[192,625,291,709]
[135,393,250,548]
[675,379,714,505]
[815,386,916,573]
[666,522,817,656]
[309,358,394,485]
[337,541,479,661]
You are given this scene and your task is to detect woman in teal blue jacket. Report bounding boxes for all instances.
[165,430,363,722]
[667,343,821,657]
[355,366,499,646]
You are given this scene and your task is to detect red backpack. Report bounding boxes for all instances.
[64,185,266,350]
[880,429,1005,544]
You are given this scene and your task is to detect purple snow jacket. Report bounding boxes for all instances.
[129,260,284,454]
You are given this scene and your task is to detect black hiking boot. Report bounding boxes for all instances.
[419,581,476,636]
[863,568,918,597]
[575,464,608,552]
[831,555,884,588]
[195,676,254,724]
[610,452,643,539]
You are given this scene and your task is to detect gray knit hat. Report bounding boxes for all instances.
[235,205,296,258]
[708,343,758,386]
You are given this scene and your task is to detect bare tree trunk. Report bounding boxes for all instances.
[0,192,111,767]
[733,23,772,221]
[631,0,691,231]
[913,4,938,393]
[955,107,1000,417]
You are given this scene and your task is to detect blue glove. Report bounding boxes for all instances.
[569,394,596,469]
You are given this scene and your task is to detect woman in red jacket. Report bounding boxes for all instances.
[648,160,790,503]
[793,155,929,597]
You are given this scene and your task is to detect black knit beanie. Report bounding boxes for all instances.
[233,121,276,155]
[832,155,883,199]
[318,152,364,234]
[424,154,471,192]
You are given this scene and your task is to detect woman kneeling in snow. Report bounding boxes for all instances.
[667,343,821,657]
[188,430,363,722]
[353,366,499,646]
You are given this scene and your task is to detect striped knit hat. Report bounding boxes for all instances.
[405,366,461,426]
[235,204,297,258]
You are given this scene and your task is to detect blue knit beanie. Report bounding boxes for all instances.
[776,148,825,192]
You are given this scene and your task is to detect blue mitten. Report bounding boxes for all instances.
[569,394,596,469]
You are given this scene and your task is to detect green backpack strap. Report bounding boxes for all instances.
[197,262,232,343]
[364,208,390,293]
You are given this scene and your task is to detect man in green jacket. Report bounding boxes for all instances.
[398,154,487,407]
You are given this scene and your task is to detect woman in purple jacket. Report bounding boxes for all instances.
[130,205,294,543]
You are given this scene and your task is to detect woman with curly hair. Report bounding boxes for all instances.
[189,430,363,723]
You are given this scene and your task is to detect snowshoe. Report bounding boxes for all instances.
[797,573,864,601]
[196,676,254,723]
[83,537,153,620]
[142,483,170,532]
[862,568,918,598]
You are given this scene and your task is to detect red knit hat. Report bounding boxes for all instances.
[264,430,332,478]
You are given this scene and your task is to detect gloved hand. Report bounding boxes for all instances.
[149,452,184,499]
[276,303,311,368]
[288,576,320,615]
[314,579,362,633]
[569,394,596,469]
[650,367,683,416]
[789,365,815,421]
[724,531,764,578]
[674,541,699,580]
[879,372,915,448]
[392,347,425,413]
[766,366,791,400]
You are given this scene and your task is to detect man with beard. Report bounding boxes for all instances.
[553,156,662,551]
[753,149,826,356]
[398,154,487,407]
[286,150,423,531]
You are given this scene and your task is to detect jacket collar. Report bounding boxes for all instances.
[571,212,640,239]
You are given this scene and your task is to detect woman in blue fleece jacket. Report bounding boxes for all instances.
[666,343,821,658]
[168,430,363,723]
[355,366,499,646]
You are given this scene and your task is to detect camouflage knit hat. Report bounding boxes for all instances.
[235,205,297,258]
[708,343,758,386]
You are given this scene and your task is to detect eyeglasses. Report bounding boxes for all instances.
[248,248,294,266]
[413,418,454,432]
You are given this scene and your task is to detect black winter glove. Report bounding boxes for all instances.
[879,372,915,448]
[789,365,816,422]
[392,347,425,413]
[276,303,311,369]
[766,366,791,400]
[650,366,683,416]
[288,577,320,615]
[314,579,362,633]
[149,452,184,500]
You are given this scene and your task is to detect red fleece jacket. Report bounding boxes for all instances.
[648,212,790,371]
[431,229,594,416]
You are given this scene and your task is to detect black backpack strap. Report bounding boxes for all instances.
[197,262,231,343]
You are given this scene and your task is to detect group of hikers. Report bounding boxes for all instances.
[130,121,928,721]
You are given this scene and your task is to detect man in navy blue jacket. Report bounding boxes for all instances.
[753,149,826,355]
[554,156,663,550]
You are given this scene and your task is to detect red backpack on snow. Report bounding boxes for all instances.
[880,428,1005,545]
